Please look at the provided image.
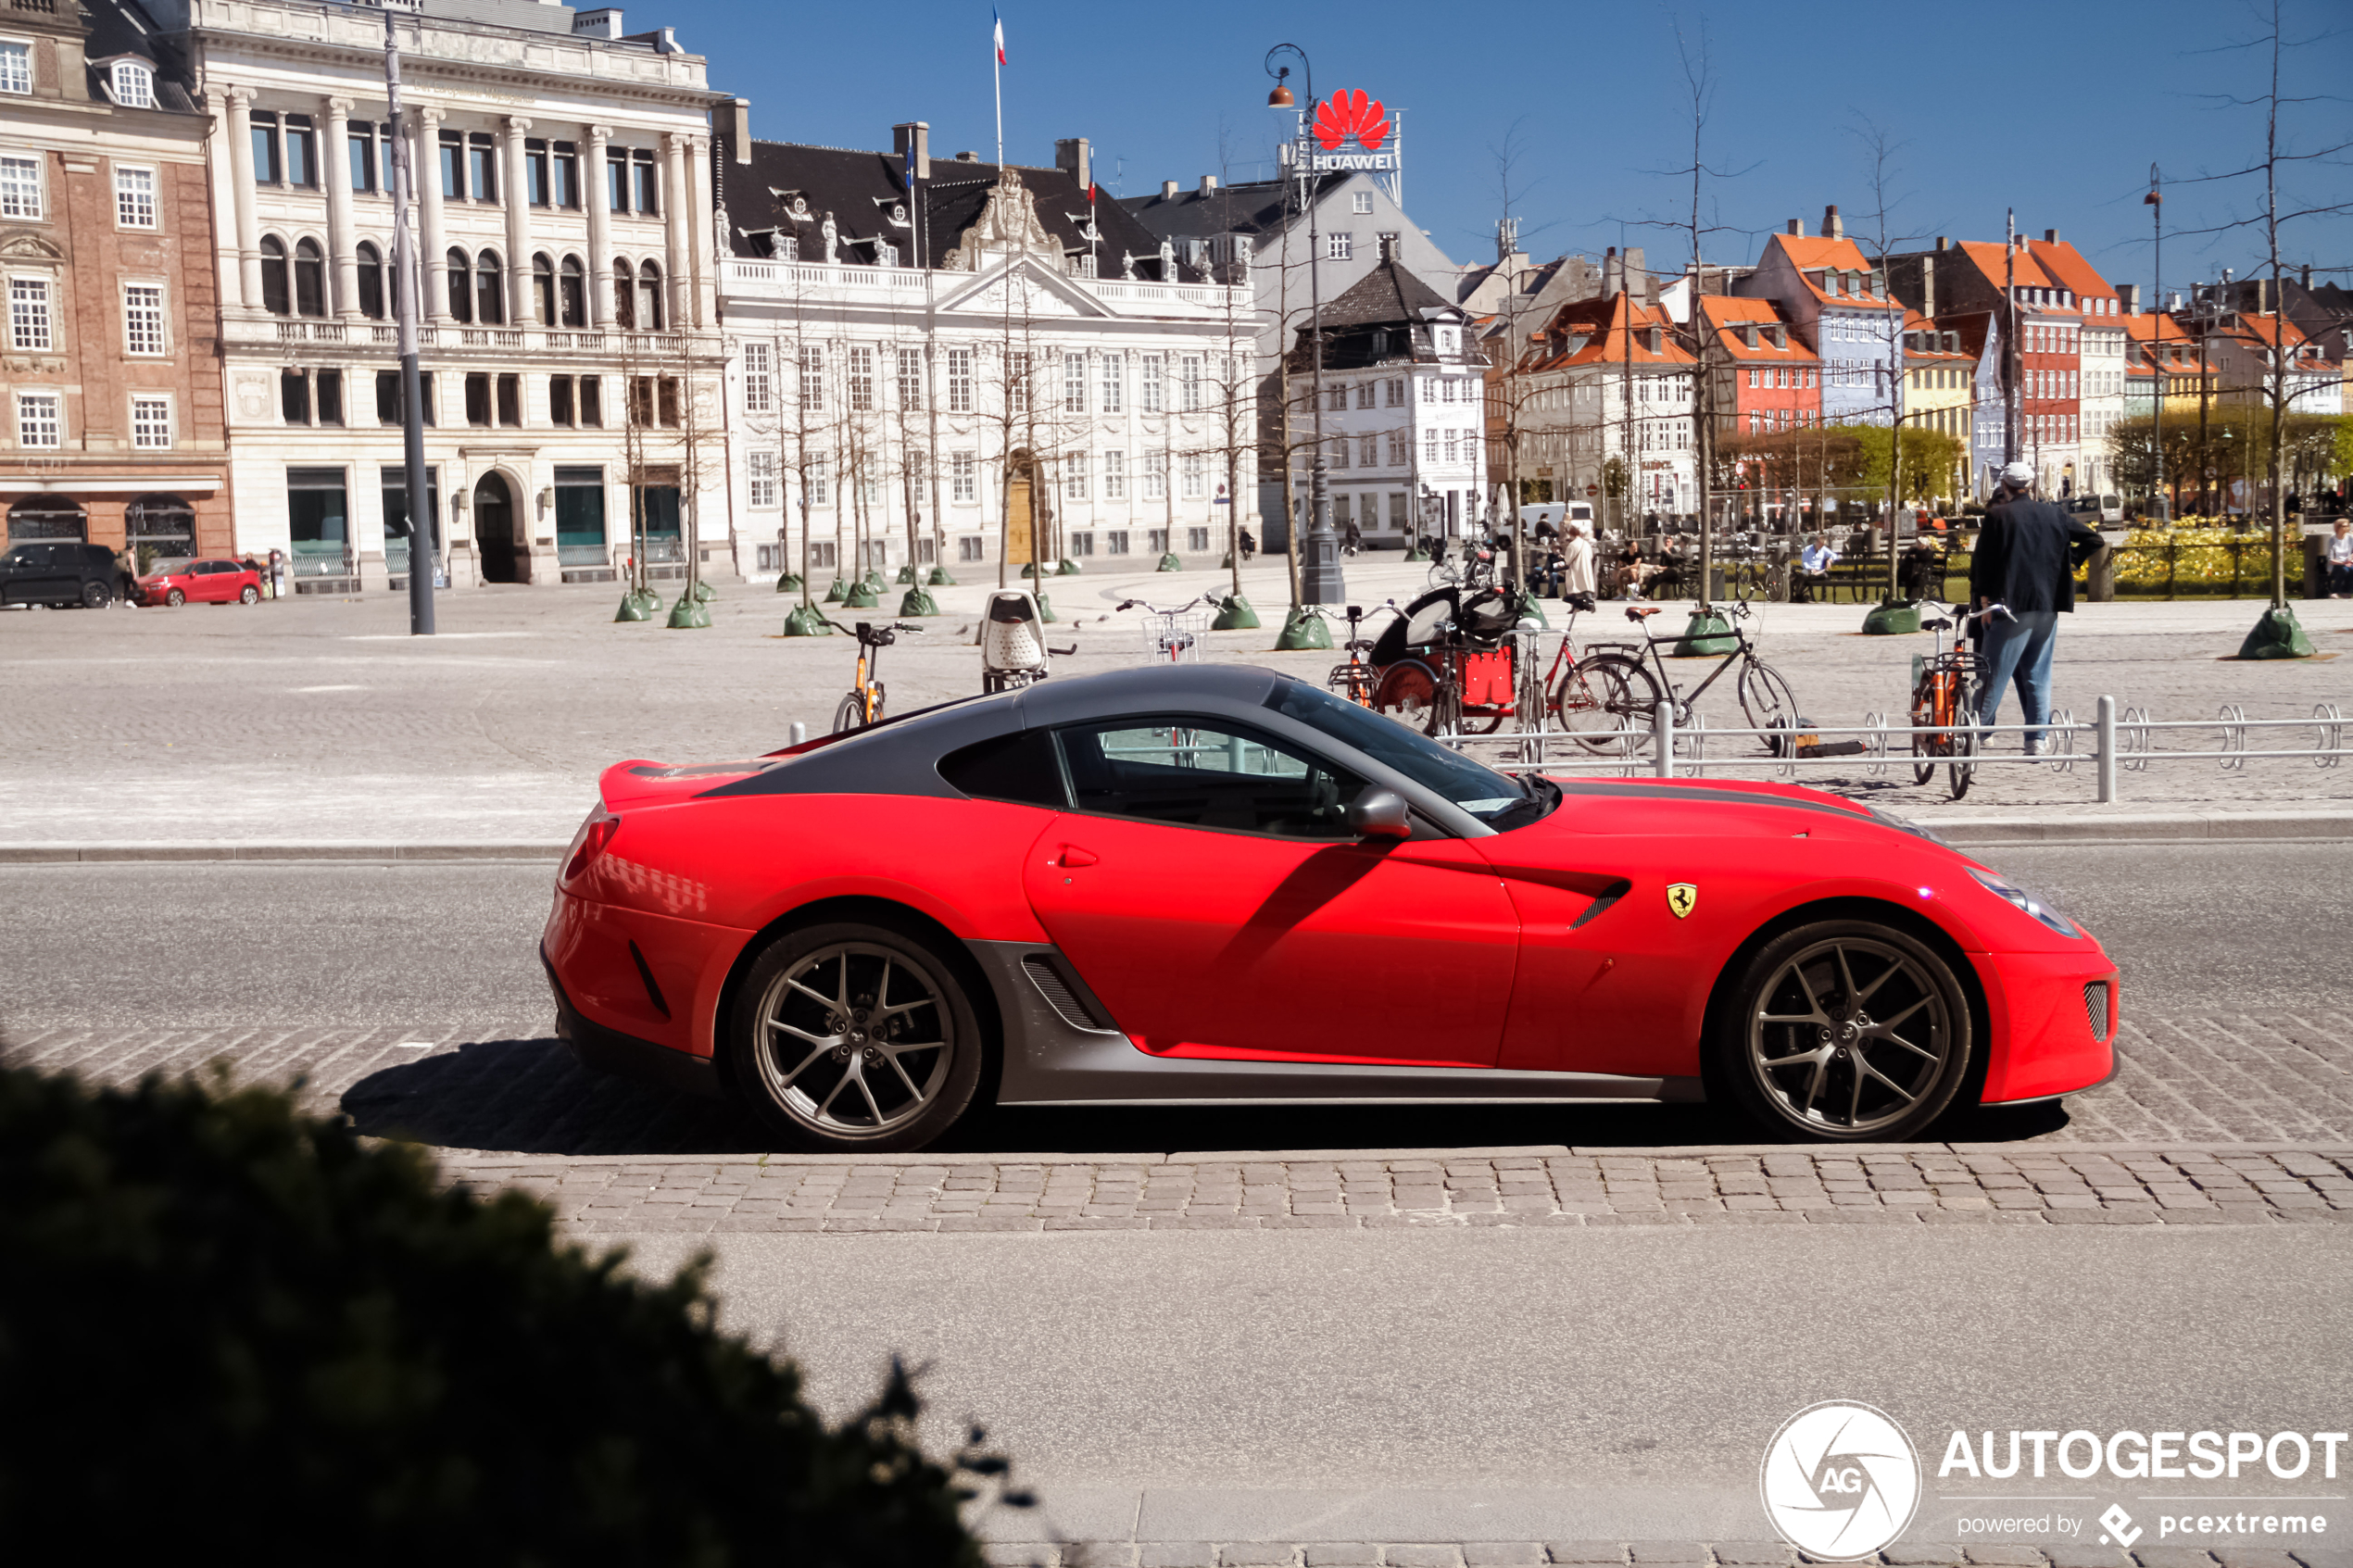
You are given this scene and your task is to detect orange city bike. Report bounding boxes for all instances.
[829,619,925,734]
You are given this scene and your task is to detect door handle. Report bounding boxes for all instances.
[1058,845,1100,868]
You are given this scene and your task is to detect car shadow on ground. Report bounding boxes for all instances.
[341,1036,2073,1158]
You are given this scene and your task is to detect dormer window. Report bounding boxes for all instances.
[112,61,155,109]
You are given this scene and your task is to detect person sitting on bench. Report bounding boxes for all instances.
[1793,534,1838,603]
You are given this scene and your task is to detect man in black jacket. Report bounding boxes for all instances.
[1969,461,2104,756]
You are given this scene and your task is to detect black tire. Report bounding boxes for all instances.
[1737,657,1800,737]
[165,588,184,607]
[831,691,867,734]
[81,581,110,609]
[1372,659,1442,735]
[239,584,260,605]
[1909,701,1938,785]
[1714,918,1972,1141]
[1557,652,1662,756]
[1948,721,1975,800]
[727,919,986,1153]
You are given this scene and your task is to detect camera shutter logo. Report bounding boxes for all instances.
[1759,1401,1921,1560]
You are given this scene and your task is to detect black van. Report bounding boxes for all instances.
[0,541,123,608]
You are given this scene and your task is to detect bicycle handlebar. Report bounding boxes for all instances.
[1114,596,1213,616]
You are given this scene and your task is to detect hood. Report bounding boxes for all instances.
[1530,776,1951,847]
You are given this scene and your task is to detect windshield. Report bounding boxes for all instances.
[1268,678,1548,827]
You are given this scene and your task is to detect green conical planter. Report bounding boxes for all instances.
[613,592,650,622]
[896,564,915,584]
[1021,562,1044,579]
[665,593,711,629]
[1404,544,1430,561]
[1274,605,1328,648]
[1037,594,1056,623]
[691,580,716,603]
[629,586,661,613]
[2238,605,2315,659]
[1058,559,1081,576]
[926,565,955,586]
[823,578,848,603]
[899,586,939,617]
[1156,552,1182,571]
[1213,594,1262,633]
[1219,552,1235,569]
[845,582,879,608]
[1671,608,1738,658]
[782,604,830,636]
[1860,600,1920,636]
[861,570,885,592]
[775,572,802,593]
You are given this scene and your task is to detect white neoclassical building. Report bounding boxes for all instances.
[170,0,728,590]
[715,127,1260,583]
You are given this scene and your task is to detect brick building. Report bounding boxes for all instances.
[1,0,228,570]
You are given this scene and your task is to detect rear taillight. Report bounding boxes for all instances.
[562,808,620,883]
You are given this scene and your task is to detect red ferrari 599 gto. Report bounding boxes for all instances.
[542,665,2117,1150]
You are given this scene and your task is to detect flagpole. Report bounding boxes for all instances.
[993,47,1002,169]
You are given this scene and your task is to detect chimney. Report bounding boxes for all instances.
[573,7,623,38]
[2119,282,2141,313]
[1921,254,1937,318]
[1603,245,1621,298]
[2044,228,2060,244]
[955,150,979,162]
[2301,263,2313,290]
[1054,137,1089,194]
[724,99,751,165]
[1786,219,1805,237]
[1160,179,1178,199]
[1823,204,1843,240]
[1934,236,1949,251]
[1199,174,1218,194]
[894,121,930,182]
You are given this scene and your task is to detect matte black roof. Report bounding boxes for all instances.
[1318,257,1463,330]
[1117,174,1353,241]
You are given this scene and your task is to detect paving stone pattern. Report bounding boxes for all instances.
[968,1542,2350,1568]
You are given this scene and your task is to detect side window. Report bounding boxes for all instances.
[937,729,1067,809]
[1056,721,1365,839]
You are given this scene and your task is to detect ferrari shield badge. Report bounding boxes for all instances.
[1665,883,1698,920]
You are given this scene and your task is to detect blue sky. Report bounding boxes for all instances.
[661,0,2351,297]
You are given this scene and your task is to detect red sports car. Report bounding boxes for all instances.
[542,665,2117,1151]
[136,557,263,607]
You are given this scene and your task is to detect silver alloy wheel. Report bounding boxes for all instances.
[1747,935,1953,1135]
[752,940,954,1138]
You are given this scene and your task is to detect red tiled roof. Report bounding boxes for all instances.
[1695,295,1818,361]
[2024,239,2116,305]
[1526,293,1695,370]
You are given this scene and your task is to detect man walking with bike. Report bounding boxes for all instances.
[1969,461,2102,757]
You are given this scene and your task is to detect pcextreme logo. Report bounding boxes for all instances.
[1761,1401,1923,1560]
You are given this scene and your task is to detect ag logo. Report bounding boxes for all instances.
[1759,1401,1920,1560]
[1666,883,1698,919]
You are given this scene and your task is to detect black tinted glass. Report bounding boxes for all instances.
[937,729,1067,809]
[1057,720,1363,839]
[1266,678,1533,824]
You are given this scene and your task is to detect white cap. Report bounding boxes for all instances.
[2001,461,2035,487]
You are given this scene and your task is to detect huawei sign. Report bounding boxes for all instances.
[1314,88,1390,152]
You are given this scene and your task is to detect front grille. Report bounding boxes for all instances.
[2083,981,2110,1042]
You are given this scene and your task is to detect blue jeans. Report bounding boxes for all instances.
[1977,609,2060,746]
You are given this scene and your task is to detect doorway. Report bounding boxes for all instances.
[474,472,518,582]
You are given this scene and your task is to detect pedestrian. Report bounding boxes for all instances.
[1238,526,1256,563]
[1793,534,1837,604]
[1969,460,2103,758]
[2328,518,2353,598]
[1562,519,1597,602]
[1342,518,1363,556]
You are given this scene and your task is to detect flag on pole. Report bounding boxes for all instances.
[992,7,1005,63]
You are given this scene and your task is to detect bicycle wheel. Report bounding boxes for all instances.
[1427,559,1461,590]
[1557,653,1663,755]
[1947,720,1976,800]
[1737,658,1801,741]
[1373,659,1442,735]
[832,691,867,734]
[1909,701,1938,786]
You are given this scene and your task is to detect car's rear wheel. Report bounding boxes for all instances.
[1715,919,1970,1141]
[728,921,984,1152]
[165,588,184,607]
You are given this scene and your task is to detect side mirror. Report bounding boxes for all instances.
[1345,787,1412,840]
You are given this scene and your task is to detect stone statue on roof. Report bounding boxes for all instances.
[1121,251,1138,280]
[1158,238,1175,281]
[821,211,837,264]
[940,163,1062,272]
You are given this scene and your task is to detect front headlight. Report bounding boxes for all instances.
[1968,866,2079,936]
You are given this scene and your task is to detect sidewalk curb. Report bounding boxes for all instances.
[3,811,2351,861]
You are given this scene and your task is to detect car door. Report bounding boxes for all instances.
[191,561,227,601]
[2,545,60,604]
[1021,716,1519,1067]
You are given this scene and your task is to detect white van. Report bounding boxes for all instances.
[2070,493,2124,525]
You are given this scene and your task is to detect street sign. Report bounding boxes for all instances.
[1585,483,1598,497]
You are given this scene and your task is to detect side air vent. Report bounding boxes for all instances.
[628,939,672,1020]
[1570,880,1632,930]
[2083,981,2110,1042]
[1023,955,1113,1032]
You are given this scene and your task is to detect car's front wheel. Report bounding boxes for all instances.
[81,581,110,609]
[728,920,985,1152]
[1715,919,1971,1141]
[239,584,260,605]
[165,588,184,607]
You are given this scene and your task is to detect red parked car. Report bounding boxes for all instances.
[136,558,262,607]
[542,664,2120,1153]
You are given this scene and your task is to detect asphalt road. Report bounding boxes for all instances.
[616,1221,2353,1542]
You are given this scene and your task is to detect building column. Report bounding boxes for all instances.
[585,123,612,329]
[688,133,715,329]
[322,95,360,320]
[224,87,262,310]
[416,107,449,324]
[663,132,690,330]
[502,116,534,328]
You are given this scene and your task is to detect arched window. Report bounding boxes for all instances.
[446,247,472,323]
[474,248,503,326]
[532,253,556,327]
[611,258,635,330]
[259,235,290,316]
[559,255,585,328]
[124,494,195,564]
[636,259,662,332]
[112,61,155,108]
[293,237,326,318]
[7,495,89,543]
[355,241,384,320]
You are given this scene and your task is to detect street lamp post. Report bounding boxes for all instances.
[2145,165,2168,521]
[382,0,433,634]
[1266,44,1345,606]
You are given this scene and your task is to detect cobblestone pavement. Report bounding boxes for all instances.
[974,1544,2348,1567]
[971,1545,2347,1568]
[3,570,2349,844]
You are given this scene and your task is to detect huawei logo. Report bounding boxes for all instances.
[1314,89,1390,153]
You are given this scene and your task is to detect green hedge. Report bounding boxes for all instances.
[0,1066,1020,1564]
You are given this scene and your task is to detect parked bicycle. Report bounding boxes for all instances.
[1426,537,1503,593]
[1560,597,1804,755]
[1907,602,2013,799]
[1368,584,1529,735]
[830,619,924,733]
[1326,601,1401,708]
[1115,595,1214,663]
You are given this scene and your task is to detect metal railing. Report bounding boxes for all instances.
[1441,698,2351,804]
